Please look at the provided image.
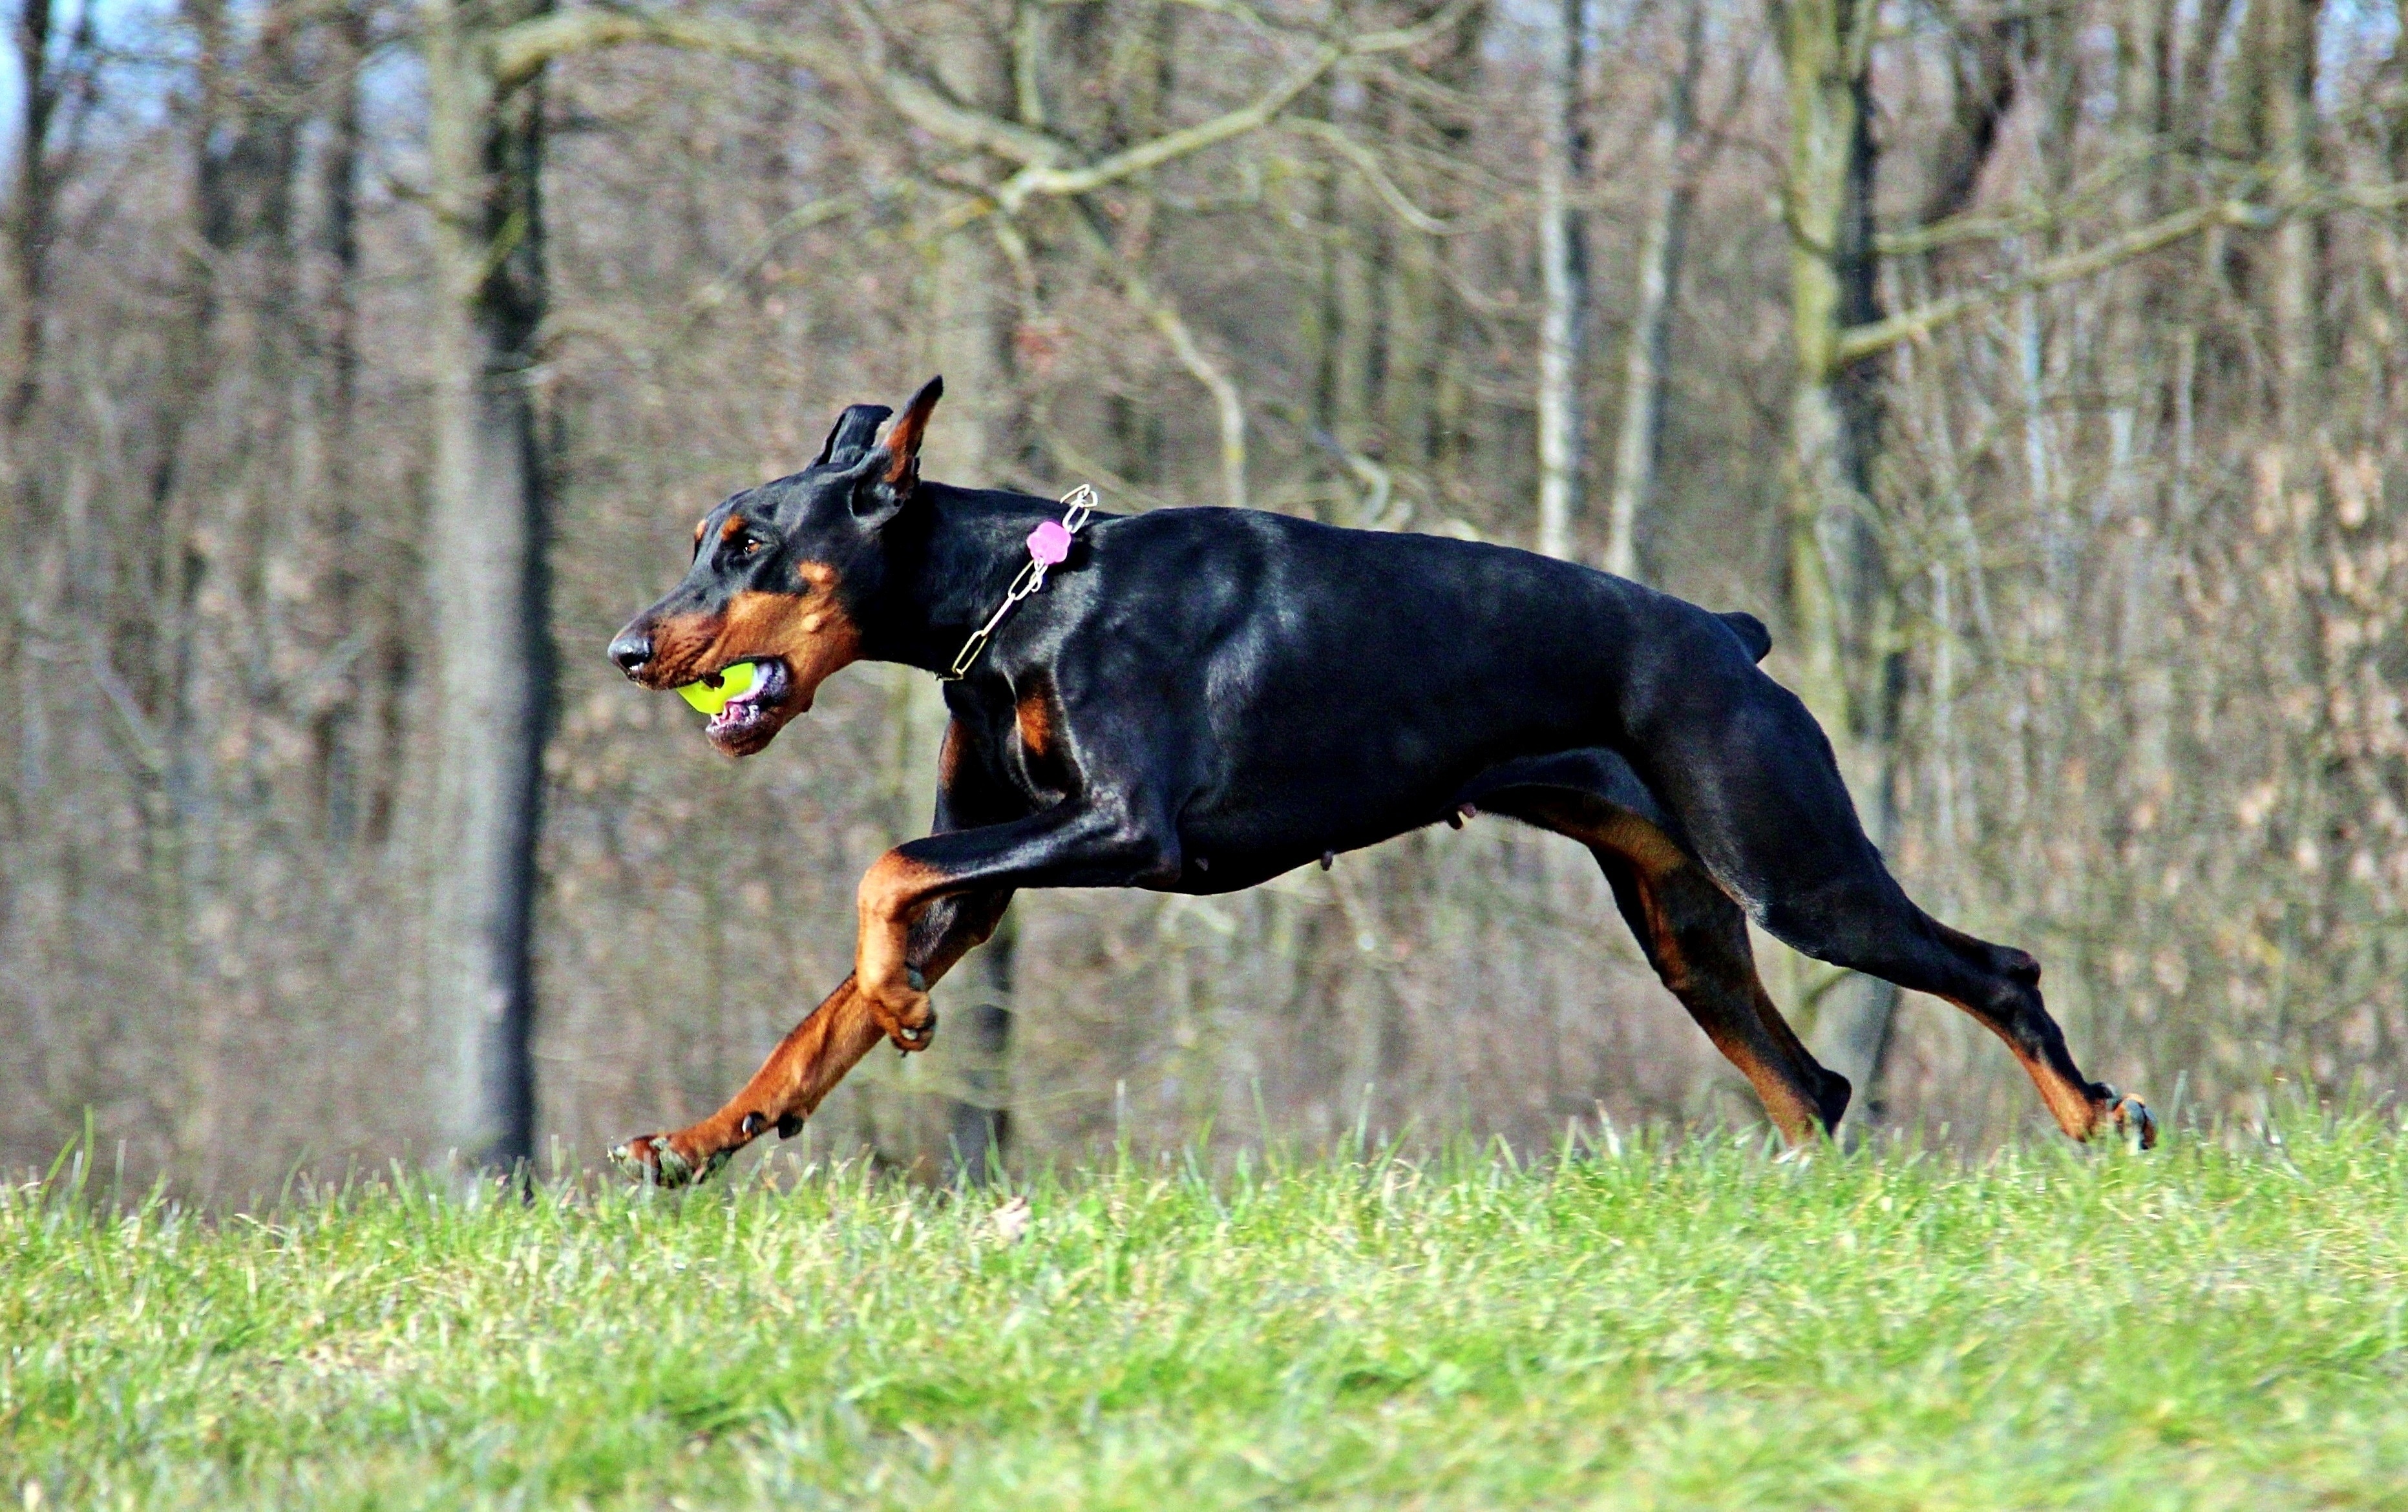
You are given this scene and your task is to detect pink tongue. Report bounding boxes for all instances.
[713,678,766,727]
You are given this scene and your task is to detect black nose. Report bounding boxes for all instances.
[608,631,653,677]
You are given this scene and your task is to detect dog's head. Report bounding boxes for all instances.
[607,377,942,757]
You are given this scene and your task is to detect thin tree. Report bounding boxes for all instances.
[1603,0,1713,582]
[1535,0,1589,560]
[422,0,552,1172]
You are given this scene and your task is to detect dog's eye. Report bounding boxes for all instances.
[737,538,763,558]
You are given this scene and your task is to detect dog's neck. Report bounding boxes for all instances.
[856,481,1074,674]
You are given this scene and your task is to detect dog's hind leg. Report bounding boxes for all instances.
[1596,840,1851,1147]
[1484,782,1847,1148]
[1627,672,2152,1146]
[1753,872,2153,1146]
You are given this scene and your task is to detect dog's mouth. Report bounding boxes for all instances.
[677,658,792,749]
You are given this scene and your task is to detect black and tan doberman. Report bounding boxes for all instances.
[602,378,2152,1182]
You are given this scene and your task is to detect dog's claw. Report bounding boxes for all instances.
[874,994,938,1055]
[2100,1089,2157,1151]
[2090,1088,2167,1146]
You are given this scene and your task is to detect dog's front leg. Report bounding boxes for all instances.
[854,801,1178,1051]
[610,888,1015,1186]
[609,976,884,1186]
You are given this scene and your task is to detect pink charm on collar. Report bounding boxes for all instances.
[1028,519,1073,566]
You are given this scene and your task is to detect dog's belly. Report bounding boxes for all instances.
[1157,728,1581,894]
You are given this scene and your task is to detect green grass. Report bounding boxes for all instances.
[5,1119,2406,1510]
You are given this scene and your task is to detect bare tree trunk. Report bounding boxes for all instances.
[2267,0,2321,439]
[1535,0,1588,560]
[0,0,81,861]
[929,226,1022,1173]
[310,1,372,849]
[1603,0,1704,582]
[932,8,1025,1179]
[423,0,551,1173]
[1773,0,1897,1120]
[1775,3,2033,1126]
[4,0,69,442]
[1917,21,2018,232]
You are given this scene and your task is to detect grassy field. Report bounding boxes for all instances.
[5,1118,2405,1510]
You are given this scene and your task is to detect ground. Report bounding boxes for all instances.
[5,1116,2405,1509]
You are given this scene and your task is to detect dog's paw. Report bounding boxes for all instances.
[2097,1088,2157,1151]
[867,978,938,1054]
[608,1131,730,1187]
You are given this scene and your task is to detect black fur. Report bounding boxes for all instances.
[608,378,2148,1148]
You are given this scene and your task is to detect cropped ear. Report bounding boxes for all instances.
[813,403,893,469]
[852,376,942,522]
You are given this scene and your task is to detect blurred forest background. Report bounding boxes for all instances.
[6,0,2407,1195]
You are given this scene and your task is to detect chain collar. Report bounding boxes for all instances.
[939,484,1099,682]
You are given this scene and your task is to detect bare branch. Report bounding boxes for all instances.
[1833,191,2365,367]
[1284,120,1455,235]
[492,1,1475,218]
[488,11,1070,167]
[987,0,1492,215]
[1874,146,2170,258]
[1066,200,1247,509]
[995,46,1339,209]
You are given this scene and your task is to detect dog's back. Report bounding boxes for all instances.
[1034,507,1771,869]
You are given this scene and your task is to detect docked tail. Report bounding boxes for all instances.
[1716,610,1771,664]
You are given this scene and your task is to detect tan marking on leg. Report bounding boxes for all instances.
[858,850,948,982]
[1636,874,1831,1147]
[610,893,1023,1184]
[856,850,950,1048]
[1950,999,2105,1139]
[609,976,888,1186]
[1505,789,1836,1147]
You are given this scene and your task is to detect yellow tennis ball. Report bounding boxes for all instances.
[675,660,761,714]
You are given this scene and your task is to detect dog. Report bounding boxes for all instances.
[602,377,2152,1183]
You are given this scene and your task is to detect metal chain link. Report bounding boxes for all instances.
[942,484,1098,681]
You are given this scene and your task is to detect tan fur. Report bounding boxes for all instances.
[611,975,887,1182]
[855,849,947,996]
[1015,682,1058,761]
[879,388,939,485]
[1508,790,1835,1147]
[638,565,861,748]
[937,720,966,788]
